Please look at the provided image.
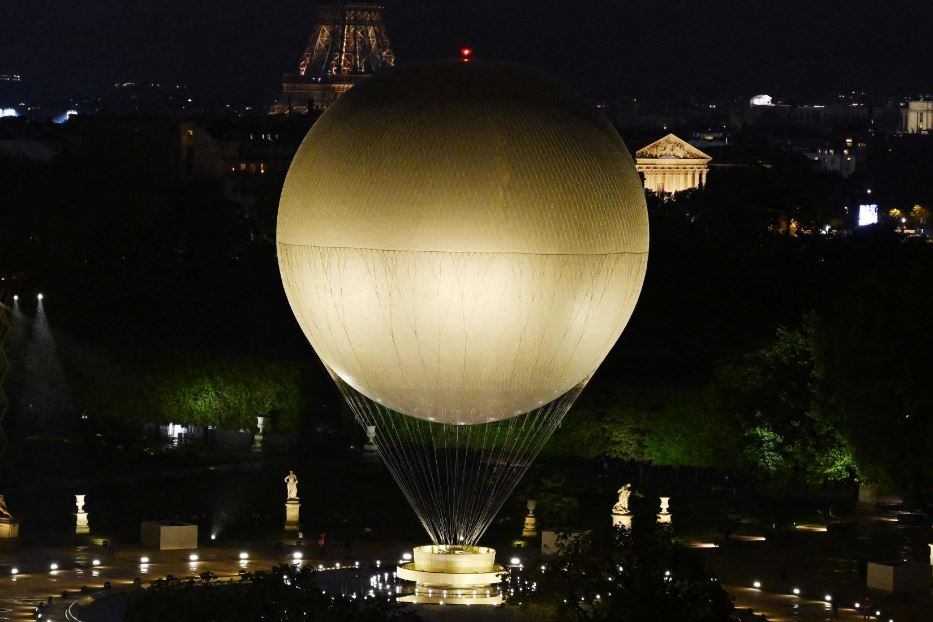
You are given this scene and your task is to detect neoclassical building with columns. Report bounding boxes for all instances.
[635,133,712,195]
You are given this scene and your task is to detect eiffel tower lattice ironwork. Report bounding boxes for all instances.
[271,3,396,114]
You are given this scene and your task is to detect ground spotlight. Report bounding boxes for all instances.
[210,534,216,541]
[509,557,521,566]
[792,587,800,595]
[752,580,761,589]
[12,295,17,302]
[10,568,17,575]
[188,553,199,562]
[49,563,58,571]
[140,556,150,564]
[239,552,249,560]
[37,293,43,301]
[91,559,100,566]
[292,551,303,561]
[402,552,412,561]
[824,594,832,602]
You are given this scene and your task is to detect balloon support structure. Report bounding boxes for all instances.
[397,545,507,605]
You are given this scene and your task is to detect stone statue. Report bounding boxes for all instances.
[284,470,299,501]
[0,495,12,522]
[612,484,632,515]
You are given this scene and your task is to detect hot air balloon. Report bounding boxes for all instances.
[277,61,648,600]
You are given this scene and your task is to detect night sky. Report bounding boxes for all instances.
[2,0,930,106]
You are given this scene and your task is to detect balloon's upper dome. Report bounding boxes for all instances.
[277,61,647,256]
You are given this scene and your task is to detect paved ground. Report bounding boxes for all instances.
[0,517,930,622]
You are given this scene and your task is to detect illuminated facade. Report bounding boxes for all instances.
[635,133,712,194]
[904,100,933,134]
[270,3,395,114]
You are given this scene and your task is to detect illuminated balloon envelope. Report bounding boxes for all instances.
[277,62,648,545]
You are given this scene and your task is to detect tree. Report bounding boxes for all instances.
[513,526,733,622]
[65,345,306,431]
[642,388,733,469]
[812,255,933,489]
[125,564,418,622]
[710,322,856,492]
[543,384,648,461]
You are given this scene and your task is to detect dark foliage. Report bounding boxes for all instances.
[125,564,419,622]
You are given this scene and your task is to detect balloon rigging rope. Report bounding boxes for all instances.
[335,375,585,546]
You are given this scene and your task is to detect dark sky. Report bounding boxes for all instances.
[2,0,930,106]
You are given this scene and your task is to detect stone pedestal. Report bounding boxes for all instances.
[253,416,267,452]
[363,425,377,453]
[521,500,538,538]
[75,494,89,534]
[140,521,197,550]
[867,561,931,592]
[858,485,879,508]
[611,512,633,529]
[397,545,506,605]
[657,496,672,525]
[0,521,19,539]
[285,500,301,532]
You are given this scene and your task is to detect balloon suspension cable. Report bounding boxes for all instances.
[334,374,587,546]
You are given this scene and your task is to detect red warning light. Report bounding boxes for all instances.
[460,47,473,62]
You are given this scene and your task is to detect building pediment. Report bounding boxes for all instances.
[635,133,712,162]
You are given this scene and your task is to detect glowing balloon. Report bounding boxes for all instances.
[278,62,648,424]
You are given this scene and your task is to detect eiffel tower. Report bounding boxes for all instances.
[271,3,396,114]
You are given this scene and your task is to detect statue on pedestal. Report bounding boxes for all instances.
[284,471,301,532]
[253,416,267,451]
[75,494,90,534]
[657,496,672,525]
[612,484,632,515]
[0,495,19,538]
[611,483,633,529]
[521,499,538,538]
[285,471,299,501]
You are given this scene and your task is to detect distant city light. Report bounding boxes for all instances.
[10,568,17,575]
[91,559,101,566]
[210,534,216,541]
[292,551,303,560]
[858,204,878,226]
[140,556,150,564]
[49,563,59,571]
[749,94,773,107]
[12,295,17,302]
[37,293,44,301]
[188,553,199,562]
[793,587,801,595]
[52,110,78,124]
[402,552,412,561]
[752,580,762,589]
[239,552,249,560]
[0,108,18,118]
[509,557,521,566]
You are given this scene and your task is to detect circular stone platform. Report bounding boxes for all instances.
[397,545,507,605]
